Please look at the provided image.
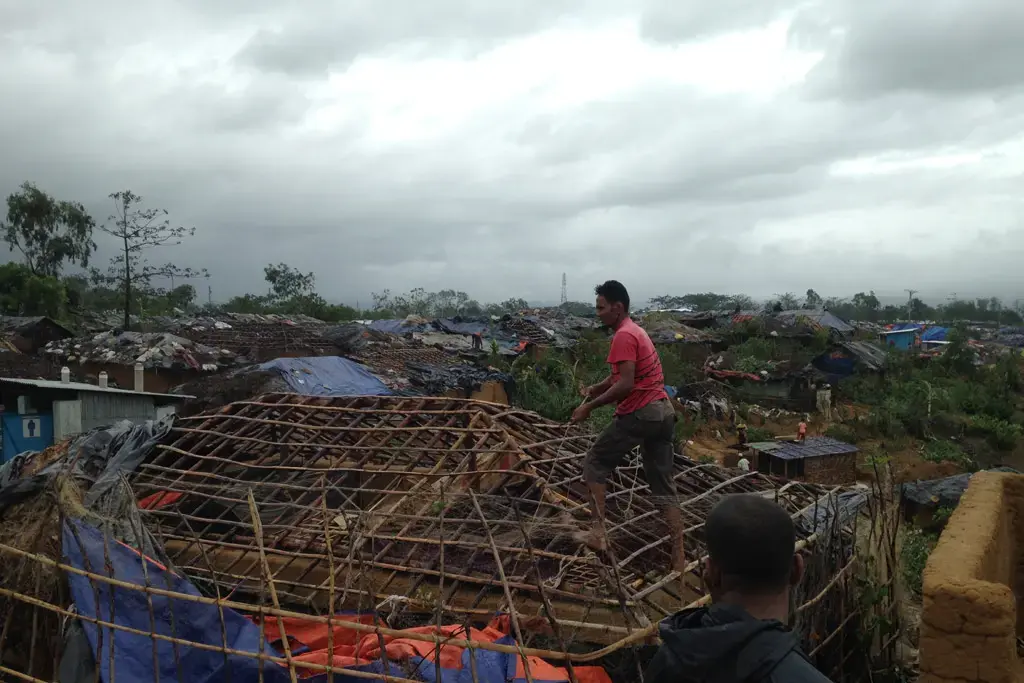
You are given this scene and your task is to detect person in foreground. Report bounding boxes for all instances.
[644,494,832,683]
[570,280,686,573]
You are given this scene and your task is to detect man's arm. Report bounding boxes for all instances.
[583,375,615,398]
[587,361,635,409]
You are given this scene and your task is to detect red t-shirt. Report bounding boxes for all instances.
[607,317,668,416]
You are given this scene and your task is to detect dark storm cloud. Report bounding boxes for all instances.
[799,0,1024,99]
[2,0,1024,305]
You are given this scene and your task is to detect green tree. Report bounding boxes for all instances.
[648,292,754,312]
[263,263,316,302]
[804,289,822,309]
[93,190,207,329]
[0,262,68,318]
[1,182,96,276]
[166,284,197,310]
[851,291,881,321]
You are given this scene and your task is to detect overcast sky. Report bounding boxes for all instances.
[2,0,1023,307]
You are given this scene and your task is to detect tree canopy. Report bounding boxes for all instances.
[1,182,96,277]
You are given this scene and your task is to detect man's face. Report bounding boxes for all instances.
[596,295,621,327]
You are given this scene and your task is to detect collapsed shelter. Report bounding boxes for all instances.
[0,394,886,682]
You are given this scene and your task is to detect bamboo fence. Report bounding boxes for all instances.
[0,393,896,682]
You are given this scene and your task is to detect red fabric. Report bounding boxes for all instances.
[138,491,183,510]
[254,614,611,683]
[607,318,667,415]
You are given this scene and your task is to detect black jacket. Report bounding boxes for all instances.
[643,604,832,683]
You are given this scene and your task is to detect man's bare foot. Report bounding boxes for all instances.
[573,526,608,552]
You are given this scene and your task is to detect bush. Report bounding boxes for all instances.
[901,527,937,597]
[745,426,774,443]
[824,424,858,444]
[968,415,1022,451]
[921,439,975,469]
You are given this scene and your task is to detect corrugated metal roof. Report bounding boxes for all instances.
[749,436,859,461]
[777,310,855,333]
[0,376,193,400]
[0,316,73,335]
[840,341,887,371]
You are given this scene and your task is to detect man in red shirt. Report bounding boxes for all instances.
[570,280,686,573]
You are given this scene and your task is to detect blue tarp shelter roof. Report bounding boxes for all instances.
[921,326,949,342]
[366,319,434,334]
[749,436,859,461]
[260,356,392,396]
[886,323,921,332]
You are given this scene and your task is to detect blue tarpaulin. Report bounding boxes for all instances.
[62,520,598,683]
[921,326,949,342]
[366,319,433,334]
[435,318,492,336]
[260,357,392,396]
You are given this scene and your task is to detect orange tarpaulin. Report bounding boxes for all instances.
[254,613,612,683]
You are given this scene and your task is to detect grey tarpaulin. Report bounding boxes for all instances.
[902,467,1019,508]
[404,361,514,396]
[795,489,871,536]
[322,322,369,353]
[0,418,172,511]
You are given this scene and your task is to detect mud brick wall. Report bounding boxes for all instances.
[803,453,857,485]
[919,472,1024,683]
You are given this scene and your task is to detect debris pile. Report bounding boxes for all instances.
[641,318,719,344]
[44,330,239,371]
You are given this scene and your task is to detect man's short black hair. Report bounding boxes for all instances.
[705,494,796,594]
[595,280,630,311]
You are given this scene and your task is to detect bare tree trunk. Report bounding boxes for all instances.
[122,235,131,330]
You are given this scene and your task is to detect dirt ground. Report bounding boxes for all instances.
[679,405,964,484]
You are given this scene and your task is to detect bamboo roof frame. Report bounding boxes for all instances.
[129,394,858,643]
[0,392,888,683]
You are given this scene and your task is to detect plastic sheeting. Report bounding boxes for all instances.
[0,418,172,511]
[921,327,949,342]
[902,467,1019,507]
[322,323,370,353]
[795,490,870,536]
[404,361,513,396]
[63,519,608,683]
[367,319,433,334]
[259,356,392,397]
[435,317,492,336]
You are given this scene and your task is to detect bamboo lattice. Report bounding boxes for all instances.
[0,393,888,682]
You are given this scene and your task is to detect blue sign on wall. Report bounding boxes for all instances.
[1,412,53,463]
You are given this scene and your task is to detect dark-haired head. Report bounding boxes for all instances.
[594,280,630,328]
[703,494,803,601]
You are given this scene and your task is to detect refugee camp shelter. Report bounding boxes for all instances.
[0,376,190,462]
[880,326,920,350]
[0,316,73,354]
[749,436,859,485]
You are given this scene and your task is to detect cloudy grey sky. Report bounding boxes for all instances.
[2,0,1023,307]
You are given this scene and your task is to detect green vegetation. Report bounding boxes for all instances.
[901,527,938,597]
[844,329,1024,464]
[745,426,775,443]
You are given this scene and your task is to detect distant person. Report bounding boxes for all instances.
[570,280,686,573]
[471,332,483,351]
[644,495,830,683]
[737,455,751,472]
[797,417,808,442]
[737,423,748,447]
